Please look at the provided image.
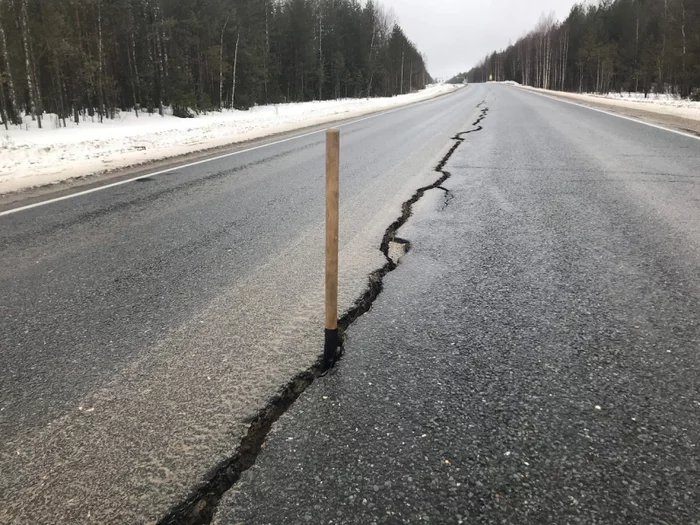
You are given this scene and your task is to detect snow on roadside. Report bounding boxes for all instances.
[514,85,700,122]
[586,90,700,110]
[1,84,460,194]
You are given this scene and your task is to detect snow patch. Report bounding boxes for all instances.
[588,91,700,110]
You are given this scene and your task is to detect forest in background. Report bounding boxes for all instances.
[0,0,431,129]
[451,0,699,99]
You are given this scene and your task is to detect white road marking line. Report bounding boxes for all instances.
[0,89,464,217]
[518,87,700,142]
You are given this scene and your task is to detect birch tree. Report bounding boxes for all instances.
[231,30,240,108]
[459,0,699,98]
[219,15,229,109]
[0,0,19,124]
[18,0,40,127]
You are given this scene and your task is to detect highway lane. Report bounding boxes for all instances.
[214,85,700,524]
[0,86,483,523]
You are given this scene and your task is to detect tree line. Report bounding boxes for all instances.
[0,0,432,129]
[451,0,699,98]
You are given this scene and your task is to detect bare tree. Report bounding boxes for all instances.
[680,0,688,95]
[366,6,376,96]
[0,78,7,129]
[317,3,323,100]
[560,25,569,90]
[367,2,391,96]
[263,0,269,101]
[18,0,41,127]
[0,0,20,124]
[127,3,140,117]
[659,0,669,92]
[97,0,106,122]
[231,30,240,108]
[219,15,230,109]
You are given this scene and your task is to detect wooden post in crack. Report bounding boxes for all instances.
[324,128,340,368]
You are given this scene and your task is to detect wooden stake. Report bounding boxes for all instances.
[324,128,340,368]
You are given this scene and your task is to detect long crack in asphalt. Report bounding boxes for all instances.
[156,101,489,525]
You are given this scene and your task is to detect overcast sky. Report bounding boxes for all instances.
[380,0,581,80]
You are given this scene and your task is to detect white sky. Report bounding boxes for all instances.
[380,0,581,80]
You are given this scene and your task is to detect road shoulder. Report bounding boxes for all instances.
[517,85,700,136]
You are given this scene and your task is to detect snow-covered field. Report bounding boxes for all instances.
[1,84,459,194]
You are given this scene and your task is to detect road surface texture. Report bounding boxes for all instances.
[0,87,484,524]
[213,85,700,524]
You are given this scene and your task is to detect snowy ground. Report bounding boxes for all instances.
[554,89,700,111]
[516,85,700,123]
[1,84,459,194]
[601,91,698,104]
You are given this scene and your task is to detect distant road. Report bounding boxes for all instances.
[0,86,482,524]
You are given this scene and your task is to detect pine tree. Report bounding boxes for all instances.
[0,0,434,125]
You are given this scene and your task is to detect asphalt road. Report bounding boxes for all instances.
[214,85,700,524]
[0,86,483,524]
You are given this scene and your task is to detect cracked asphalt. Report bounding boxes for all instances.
[213,86,700,524]
[0,86,482,524]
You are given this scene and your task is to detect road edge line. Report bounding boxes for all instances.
[0,88,464,218]
[515,87,700,142]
